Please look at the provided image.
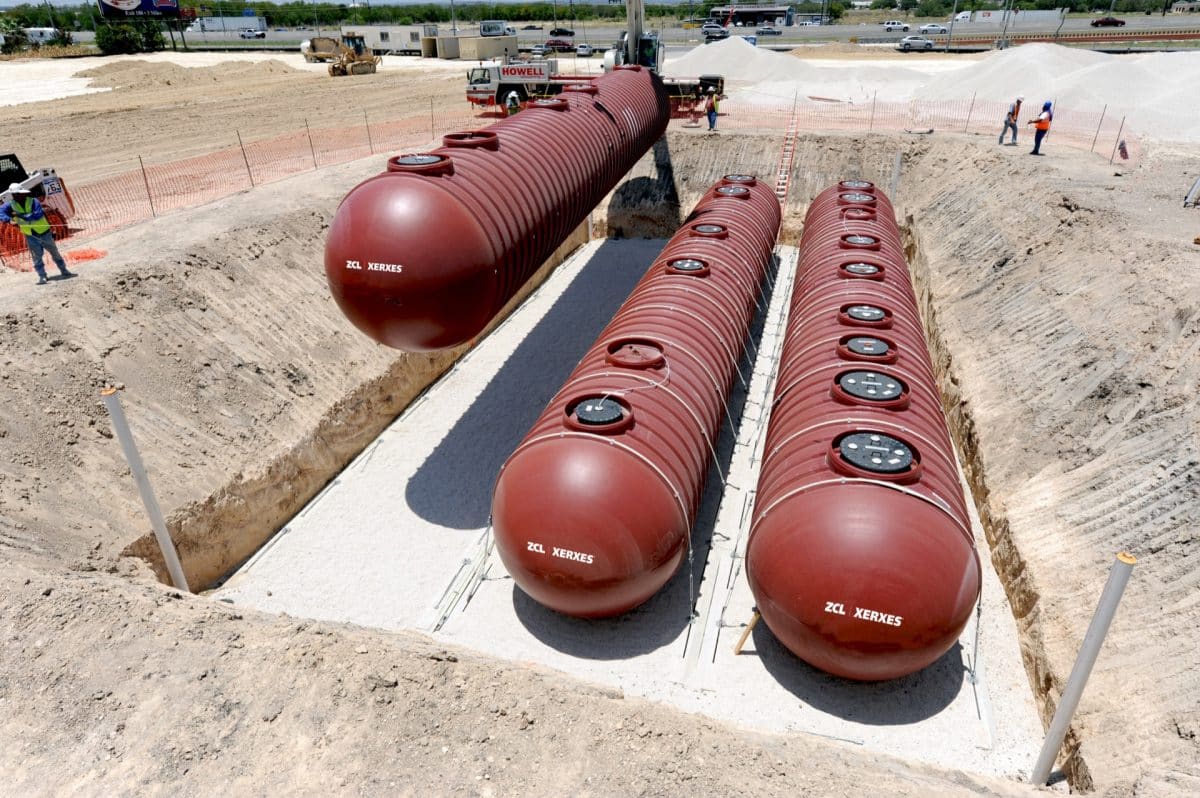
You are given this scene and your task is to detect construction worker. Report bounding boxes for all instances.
[1,184,74,285]
[505,92,520,116]
[999,95,1023,146]
[1028,101,1053,156]
[704,88,719,132]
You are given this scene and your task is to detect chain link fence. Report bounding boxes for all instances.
[1,97,1138,273]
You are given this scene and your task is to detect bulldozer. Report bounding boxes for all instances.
[301,34,380,76]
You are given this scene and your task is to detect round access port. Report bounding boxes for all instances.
[831,431,921,481]
[564,395,634,434]
[837,334,898,364]
[838,192,877,207]
[387,153,454,176]
[689,223,729,240]
[531,98,569,111]
[839,261,884,281]
[605,338,666,370]
[839,179,875,191]
[715,185,750,199]
[722,174,757,186]
[841,207,876,221]
[839,303,892,328]
[442,131,499,150]
[839,233,881,251]
[564,83,598,94]
[665,258,710,277]
[833,370,909,409]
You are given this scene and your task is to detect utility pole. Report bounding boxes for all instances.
[947,0,959,51]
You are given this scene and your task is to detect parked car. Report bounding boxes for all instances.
[897,35,935,51]
[919,24,948,35]
[756,26,782,36]
[549,27,574,37]
[701,22,725,34]
[545,38,573,52]
[521,24,543,31]
[705,28,730,42]
[575,43,593,57]
[881,20,910,32]
[1090,16,1126,27]
[239,29,266,39]
[530,43,551,57]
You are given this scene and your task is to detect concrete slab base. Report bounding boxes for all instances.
[215,239,1044,779]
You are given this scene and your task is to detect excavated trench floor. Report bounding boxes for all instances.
[213,236,1044,778]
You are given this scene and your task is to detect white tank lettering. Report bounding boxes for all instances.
[551,546,594,565]
[527,541,545,553]
[345,259,361,270]
[367,262,404,273]
[823,601,846,616]
[852,606,903,626]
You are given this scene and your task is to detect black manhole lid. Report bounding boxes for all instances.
[838,432,914,474]
[838,371,903,401]
[847,305,886,322]
[846,336,891,356]
[572,398,624,426]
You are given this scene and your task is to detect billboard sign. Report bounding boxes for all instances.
[97,0,182,19]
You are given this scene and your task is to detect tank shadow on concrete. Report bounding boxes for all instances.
[749,621,967,724]
[509,255,783,658]
[406,238,666,530]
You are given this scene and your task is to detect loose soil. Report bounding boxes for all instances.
[1,52,1197,796]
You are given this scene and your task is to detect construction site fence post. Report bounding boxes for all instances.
[1090,103,1107,153]
[100,387,190,592]
[1030,552,1136,785]
[964,91,976,133]
[364,108,375,155]
[1109,116,1125,165]
[430,96,435,142]
[236,130,255,187]
[305,119,319,169]
[138,155,157,218]
[869,90,877,135]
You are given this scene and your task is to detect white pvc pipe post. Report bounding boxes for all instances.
[1030,551,1136,785]
[100,387,191,592]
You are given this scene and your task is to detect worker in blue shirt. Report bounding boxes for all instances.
[1,183,73,285]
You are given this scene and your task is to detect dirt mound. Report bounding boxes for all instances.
[77,59,300,90]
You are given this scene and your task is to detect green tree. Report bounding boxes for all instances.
[95,20,164,54]
[0,20,29,54]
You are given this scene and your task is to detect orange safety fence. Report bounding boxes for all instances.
[0,99,1139,273]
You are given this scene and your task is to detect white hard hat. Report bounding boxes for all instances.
[1017,95,1024,101]
[7,182,29,193]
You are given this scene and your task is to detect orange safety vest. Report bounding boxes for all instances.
[1034,112,1051,131]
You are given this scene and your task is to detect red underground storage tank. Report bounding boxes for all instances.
[492,176,782,617]
[746,181,981,681]
[324,66,669,352]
